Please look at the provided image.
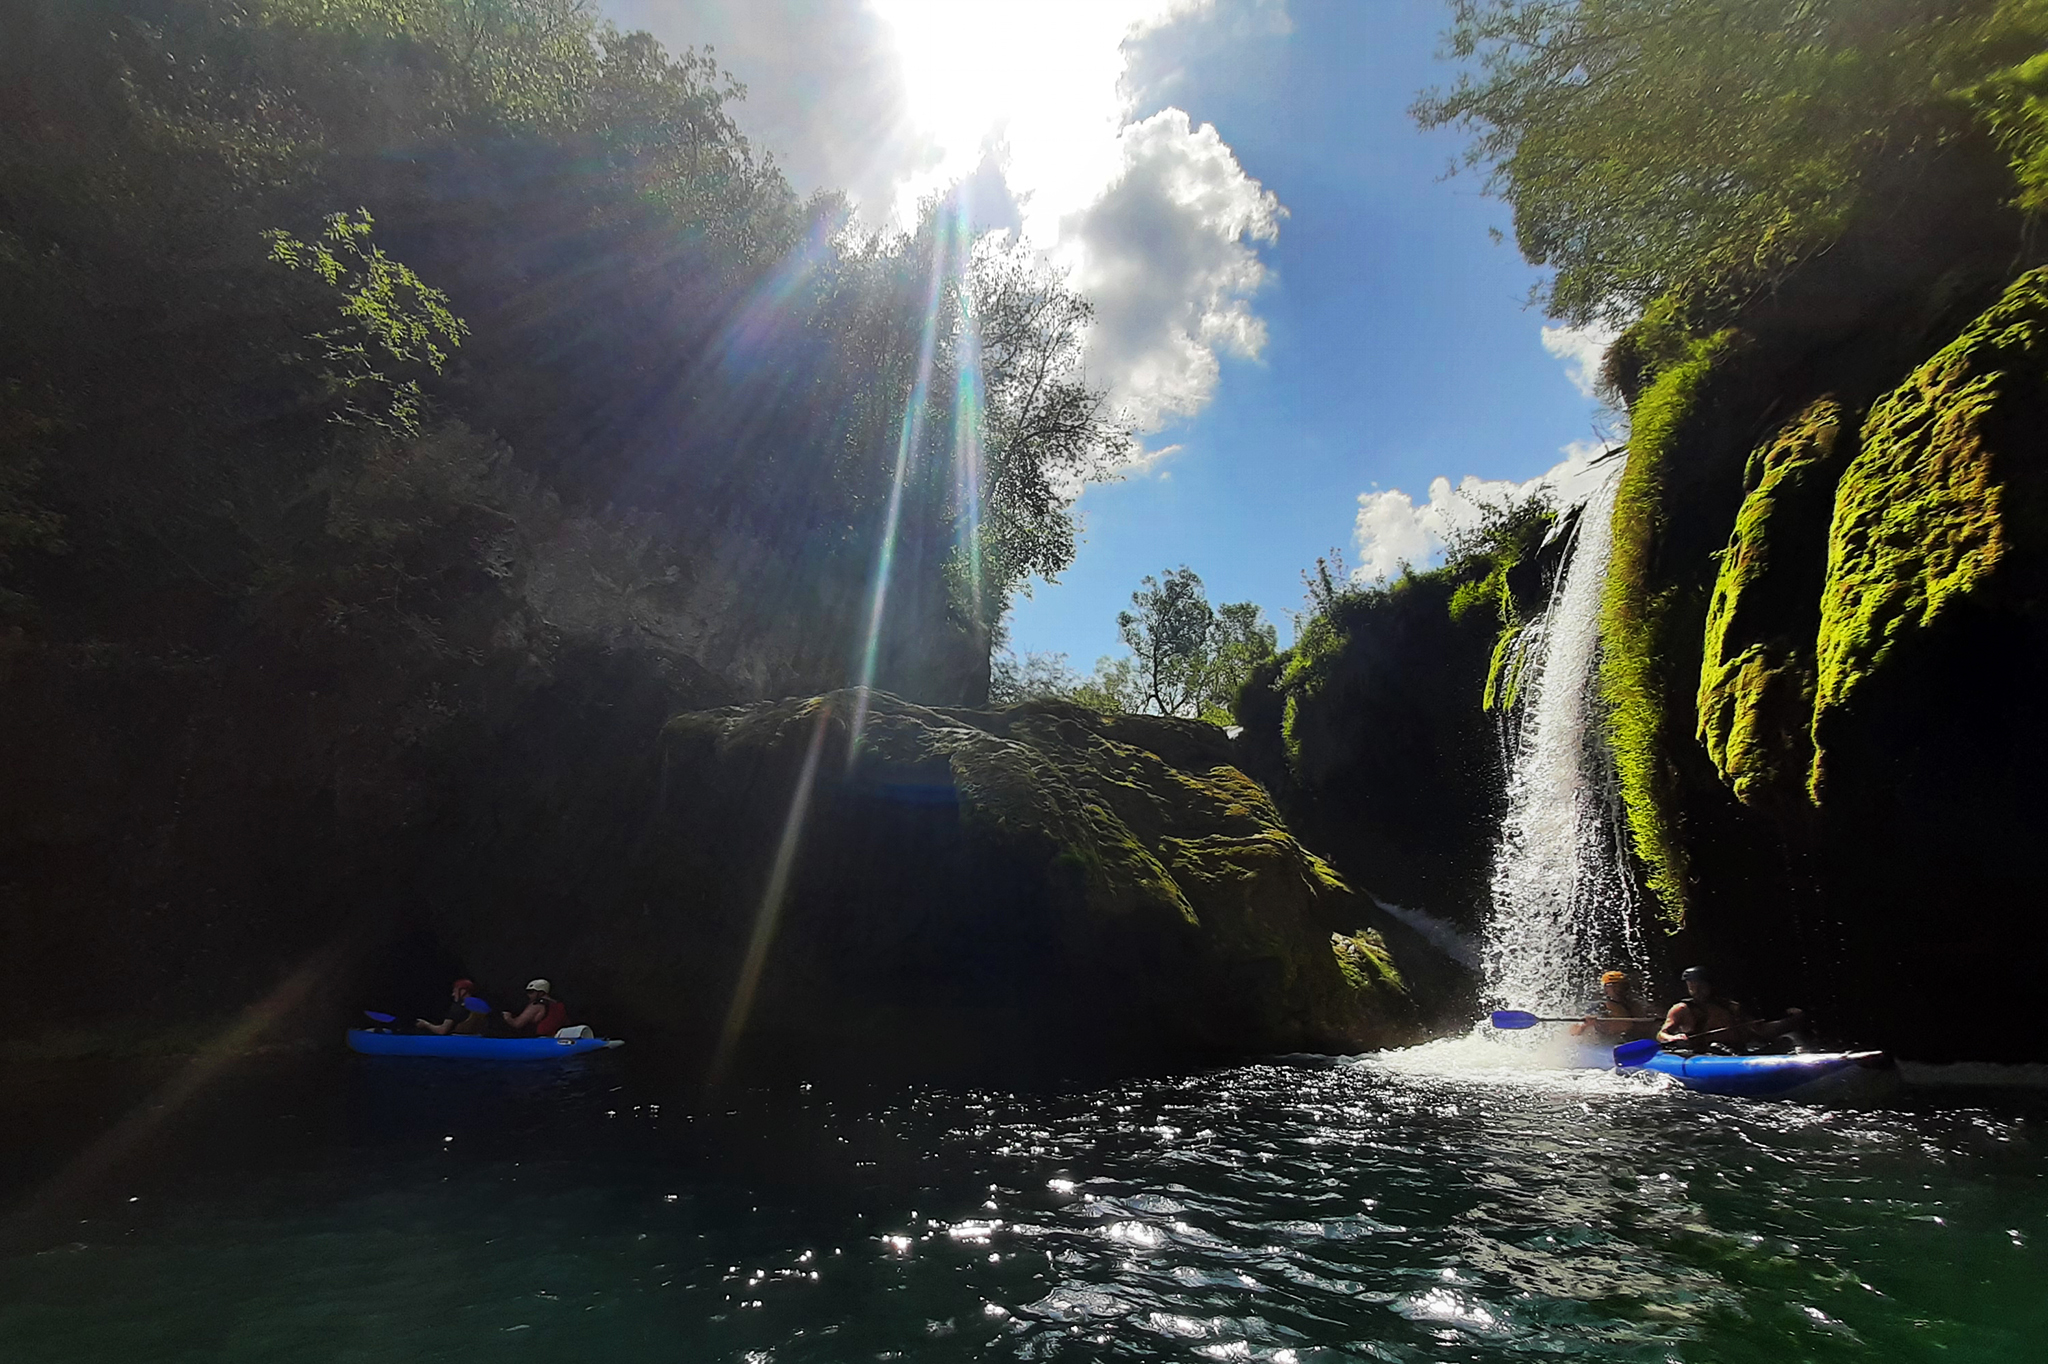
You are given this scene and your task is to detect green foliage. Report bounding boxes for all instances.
[250,0,603,129]
[0,0,1123,696]
[1112,567,1276,721]
[1958,2,2048,211]
[1601,329,1735,919]
[1415,0,2034,325]
[1696,398,1850,805]
[966,237,1135,618]
[1439,485,1558,713]
[1482,620,1530,712]
[1810,266,2048,795]
[266,210,469,434]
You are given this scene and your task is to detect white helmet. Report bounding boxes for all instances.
[526,978,552,994]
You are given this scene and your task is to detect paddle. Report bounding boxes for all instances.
[1613,1039,1661,1067]
[1490,1009,1658,1030]
[1613,1016,1804,1066]
[363,998,491,1027]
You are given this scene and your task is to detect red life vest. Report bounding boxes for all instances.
[535,997,569,1037]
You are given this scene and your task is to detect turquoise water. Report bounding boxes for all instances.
[1,1042,2043,1362]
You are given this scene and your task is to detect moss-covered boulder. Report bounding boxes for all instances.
[486,691,1420,1080]
[1696,398,1851,805]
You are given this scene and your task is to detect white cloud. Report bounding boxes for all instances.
[1350,441,1619,583]
[1540,322,1619,401]
[599,0,1285,437]
[1116,441,1186,476]
[1063,109,1283,430]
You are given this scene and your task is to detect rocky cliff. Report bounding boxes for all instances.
[430,691,1421,1079]
[1594,252,2048,1061]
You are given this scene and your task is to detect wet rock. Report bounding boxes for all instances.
[512,691,1420,1079]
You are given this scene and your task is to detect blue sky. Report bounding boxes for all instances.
[1005,1,1607,667]
[604,1,1611,671]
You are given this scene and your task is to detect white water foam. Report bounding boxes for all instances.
[1482,464,1646,1016]
[1369,895,1481,971]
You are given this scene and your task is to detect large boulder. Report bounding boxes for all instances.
[458,691,1420,1080]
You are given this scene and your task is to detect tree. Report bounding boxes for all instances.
[1119,568,1218,718]
[1205,600,1280,718]
[1412,0,2048,325]
[963,234,1135,619]
[988,649,1085,705]
[1115,567,1276,721]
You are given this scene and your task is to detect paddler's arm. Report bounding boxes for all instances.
[1656,1002,1693,1045]
[1756,1006,1807,1038]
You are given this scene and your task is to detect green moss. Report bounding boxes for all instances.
[1482,620,1528,713]
[1599,292,1709,405]
[1810,267,2048,796]
[1448,568,1501,625]
[1330,929,1403,993]
[1696,398,1850,804]
[1602,328,1736,920]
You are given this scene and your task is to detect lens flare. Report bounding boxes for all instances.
[847,198,969,755]
[711,697,837,1084]
[949,210,988,626]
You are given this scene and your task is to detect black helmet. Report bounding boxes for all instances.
[1680,965,1709,982]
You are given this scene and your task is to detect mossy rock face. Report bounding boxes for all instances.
[1811,267,2048,796]
[634,690,1420,1078]
[1602,331,1736,918]
[1696,398,1851,805]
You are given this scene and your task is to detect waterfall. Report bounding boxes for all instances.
[1482,461,1645,1015]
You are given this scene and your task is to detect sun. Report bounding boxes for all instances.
[868,0,1183,240]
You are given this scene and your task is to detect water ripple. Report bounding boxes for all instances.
[1,1051,2044,1361]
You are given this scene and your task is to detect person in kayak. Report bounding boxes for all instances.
[1570,969,1653,1039]
[416,978,490,1035]
[501,979,569,1037]
[1657,966,1805,1053]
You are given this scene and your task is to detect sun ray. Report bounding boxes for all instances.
[847,210,954,757]
[710,696,837,1084]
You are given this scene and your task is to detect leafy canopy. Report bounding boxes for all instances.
[989,568,1276,723]
[1414,0,2048,325]
[266,210,469,434]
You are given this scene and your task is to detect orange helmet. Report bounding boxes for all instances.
[1600,970,1629,985]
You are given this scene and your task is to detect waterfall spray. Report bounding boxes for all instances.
[1482,461,1645,1015]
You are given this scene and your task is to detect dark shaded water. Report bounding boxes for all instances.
[2,1040,2043,1362]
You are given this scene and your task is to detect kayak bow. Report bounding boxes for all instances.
[1624,1047,1891,1098]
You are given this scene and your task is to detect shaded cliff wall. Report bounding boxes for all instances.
[1593,176,2048,1059]
[1231,514,1569,1007]
[0,0,989,1047]
[422,692,1422,1080]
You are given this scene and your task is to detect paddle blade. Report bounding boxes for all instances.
[463,996,491,1013]
[363,1010,397,1024]
[1613,1039,1660,1068]
[1489,1010,1540,1030]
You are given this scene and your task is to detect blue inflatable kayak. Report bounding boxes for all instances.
[1634,1049,1889,1098]
[346,1029,622,1059]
